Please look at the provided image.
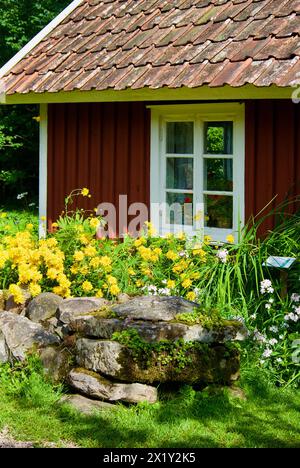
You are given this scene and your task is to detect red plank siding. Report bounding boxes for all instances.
[47,102,151,232]
[245,100,300,232]
[47,100,300,235]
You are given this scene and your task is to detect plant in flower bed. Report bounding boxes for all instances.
[0,190,299,387]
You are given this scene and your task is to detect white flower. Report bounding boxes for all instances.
[260,279,274,295]
[28,202,36,207]
[253,330,267,343]
[284,312,299,322]
[293,306,300,315]
[268,298,274,304]
[291,293,300,303]
[158,288,171,296]
[16,192,28,200]
[268,338,278,346]
[216,249,228,263]
[262,348,272,358]
[265,303,272,310]
[250,313,257,320]
[269,325,278,333]
[276,358,283,363]
[279,334,285,340]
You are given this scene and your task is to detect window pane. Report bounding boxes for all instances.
[204,122,233,154]
[166,122,194,154]
[166,192,193,226]
[204,158,233,191]
[167,158,193,190]
[205,195,233,229]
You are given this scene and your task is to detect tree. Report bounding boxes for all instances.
[0,0,69,207]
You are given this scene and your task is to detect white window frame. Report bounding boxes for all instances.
[149,103,245,242]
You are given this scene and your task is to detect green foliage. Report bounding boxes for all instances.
[0,0,69,206]
[175,307,223,327]
[0,355,62,407]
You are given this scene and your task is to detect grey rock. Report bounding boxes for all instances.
[58,297,110,324]
[0,291,5,310]
[76,339,123,378]
[39,346,72,383]
[68,315,248,343]
[26,293,63,324]
[0,311,60,361]
[60,394,116,415]
[0,328,9,363]
[68,369,158,404]
[112,296,199,321]
[75,338,240,385]
[117,293,131,304]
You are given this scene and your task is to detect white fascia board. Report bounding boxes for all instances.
[0,0,83,80]
[1,84,295,105]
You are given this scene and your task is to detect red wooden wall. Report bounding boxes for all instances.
[47,102,150,231]
[47,100,300,233]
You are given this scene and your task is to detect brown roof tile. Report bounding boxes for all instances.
[3,0,300,95]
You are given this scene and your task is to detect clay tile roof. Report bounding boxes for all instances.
[2,0,300,95]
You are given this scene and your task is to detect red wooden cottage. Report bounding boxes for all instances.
[0,0,299,240]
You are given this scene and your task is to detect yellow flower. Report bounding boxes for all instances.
[79,234,89,245]
[52,222,59,228]
[107,275,117,285]
[166,250,178,261]
[26,223,34,230]
[40,216,46,221]
[73,250,84,262]
[80,266,89,275]
[136,280,143,288]
[186,291,196,302]
[134,237,146,248]
[204,235,212,244]
[0,212,7,218]
[176,231,186,240]
[194,211,203,221]
[96,289,103,298]
[182,278,192,289]
[81,188,90,197]
[90,257,101,268]
[8,284,24,305]
[84,245,97,257]
[99,256,112,267]
[167,279,176,289]
[70,265,78,275]
[128,268,136,276]
[29,283,41,297]
[226,234,235,244]
[82,280,93,293]
[90,217,100,229]
[109,284,120,296]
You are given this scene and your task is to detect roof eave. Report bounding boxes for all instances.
[0,84,295,105]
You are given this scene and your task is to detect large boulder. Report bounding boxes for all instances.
[57,297,110,324]
[76,338,240,385]
[60,394,115,415]
[0,328,8,363]
[26,293,63,324]
[0,311,59,362]
[112,296,199,321]
[68,368,158,404]
[39,346,72,383]
[68,314,248,343]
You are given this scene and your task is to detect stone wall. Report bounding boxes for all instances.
[0,293,248,406]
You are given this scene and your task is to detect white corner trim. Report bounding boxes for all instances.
[0,0,83,80]
[39,104,48,239]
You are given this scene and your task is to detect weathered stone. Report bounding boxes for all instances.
[112,296,199,321]
[5,287,31,313]
[0,328,8,363]
[0,311,60,361]
[117,293,130,304]
[76,338,240,385]
[68,315,248,343]
[68,316,123,339]
[57,297,110,324]
[60,394,116,415]
[26,293,63,324]
[39,346,72,383]
[68,368,158,404]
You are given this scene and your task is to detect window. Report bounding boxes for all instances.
[150,104,245,241]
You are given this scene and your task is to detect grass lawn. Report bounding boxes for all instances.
[0,367,299,448]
